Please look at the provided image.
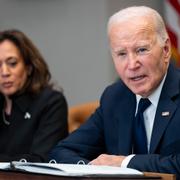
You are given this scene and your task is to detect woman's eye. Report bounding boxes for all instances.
[8,60,17,67]
[10,62,17,66]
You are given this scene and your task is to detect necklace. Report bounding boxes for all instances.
[2,110,10,125]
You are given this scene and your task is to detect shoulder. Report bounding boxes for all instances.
[101,79,133,101]
[98,80,135,111]
[167,63,180,77]
[16,87,67,108]
[162,63,180,93]
[35,87,67,106]
[38,87,65,99]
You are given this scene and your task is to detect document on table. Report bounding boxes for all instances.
[0,162,143,177]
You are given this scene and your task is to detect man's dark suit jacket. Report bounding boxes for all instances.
[50,64,180,177]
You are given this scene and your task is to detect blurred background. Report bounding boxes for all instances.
[0,0,177,106]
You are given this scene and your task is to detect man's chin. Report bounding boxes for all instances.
[131,89,149,97]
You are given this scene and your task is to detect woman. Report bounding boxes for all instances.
[0,29,68,162]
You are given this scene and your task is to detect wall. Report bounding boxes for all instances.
[0,0,163,106]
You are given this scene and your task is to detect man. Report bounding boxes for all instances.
[50,6,180,177]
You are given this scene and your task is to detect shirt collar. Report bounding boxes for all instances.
[136,73,167,108]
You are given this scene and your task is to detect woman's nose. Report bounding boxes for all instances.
[0,64,10,77]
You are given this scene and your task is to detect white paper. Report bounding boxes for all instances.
[0,163,10,169]
[9,162,143,176]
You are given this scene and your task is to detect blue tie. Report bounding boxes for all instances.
[133,98,151,154]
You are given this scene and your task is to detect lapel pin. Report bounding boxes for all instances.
[161,111,170,116]
[24,112,31,119]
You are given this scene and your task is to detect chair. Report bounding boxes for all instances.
[68,101,99,133]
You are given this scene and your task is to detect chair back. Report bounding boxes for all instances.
[68,101,99,133]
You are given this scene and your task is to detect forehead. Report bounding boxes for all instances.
[109,17,157,46]
[0,40,20,54]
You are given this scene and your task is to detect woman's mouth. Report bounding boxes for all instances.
[2,82,13,88]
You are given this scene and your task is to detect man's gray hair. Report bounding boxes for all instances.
[108,6,169,46]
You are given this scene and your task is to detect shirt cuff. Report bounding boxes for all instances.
[121,154,135,167]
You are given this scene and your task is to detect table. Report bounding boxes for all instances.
[0,170,172,180]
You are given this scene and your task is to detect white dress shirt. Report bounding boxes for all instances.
[121,74,166,167]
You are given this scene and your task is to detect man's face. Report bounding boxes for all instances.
[109,18,171,97]
[0,40,29,97]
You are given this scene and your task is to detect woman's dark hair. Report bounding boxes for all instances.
[0,29,52,94]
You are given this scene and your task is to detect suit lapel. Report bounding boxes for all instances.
[149,64,180,153]
[116,89,136,155]
[149,97,176,153]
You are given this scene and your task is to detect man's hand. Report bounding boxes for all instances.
[89,154,126,166]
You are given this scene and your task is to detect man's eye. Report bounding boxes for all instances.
[137,48,148,54]
[117,52,126,57]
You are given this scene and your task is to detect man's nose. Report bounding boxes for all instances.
[127,53,140,69]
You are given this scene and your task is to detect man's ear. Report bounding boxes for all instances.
[163,38,171,63]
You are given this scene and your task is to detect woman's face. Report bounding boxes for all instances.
[0,40,30,97]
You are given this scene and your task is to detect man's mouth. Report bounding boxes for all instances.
[130,75,146,81]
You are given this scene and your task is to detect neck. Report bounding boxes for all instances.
[4,96,12,115]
